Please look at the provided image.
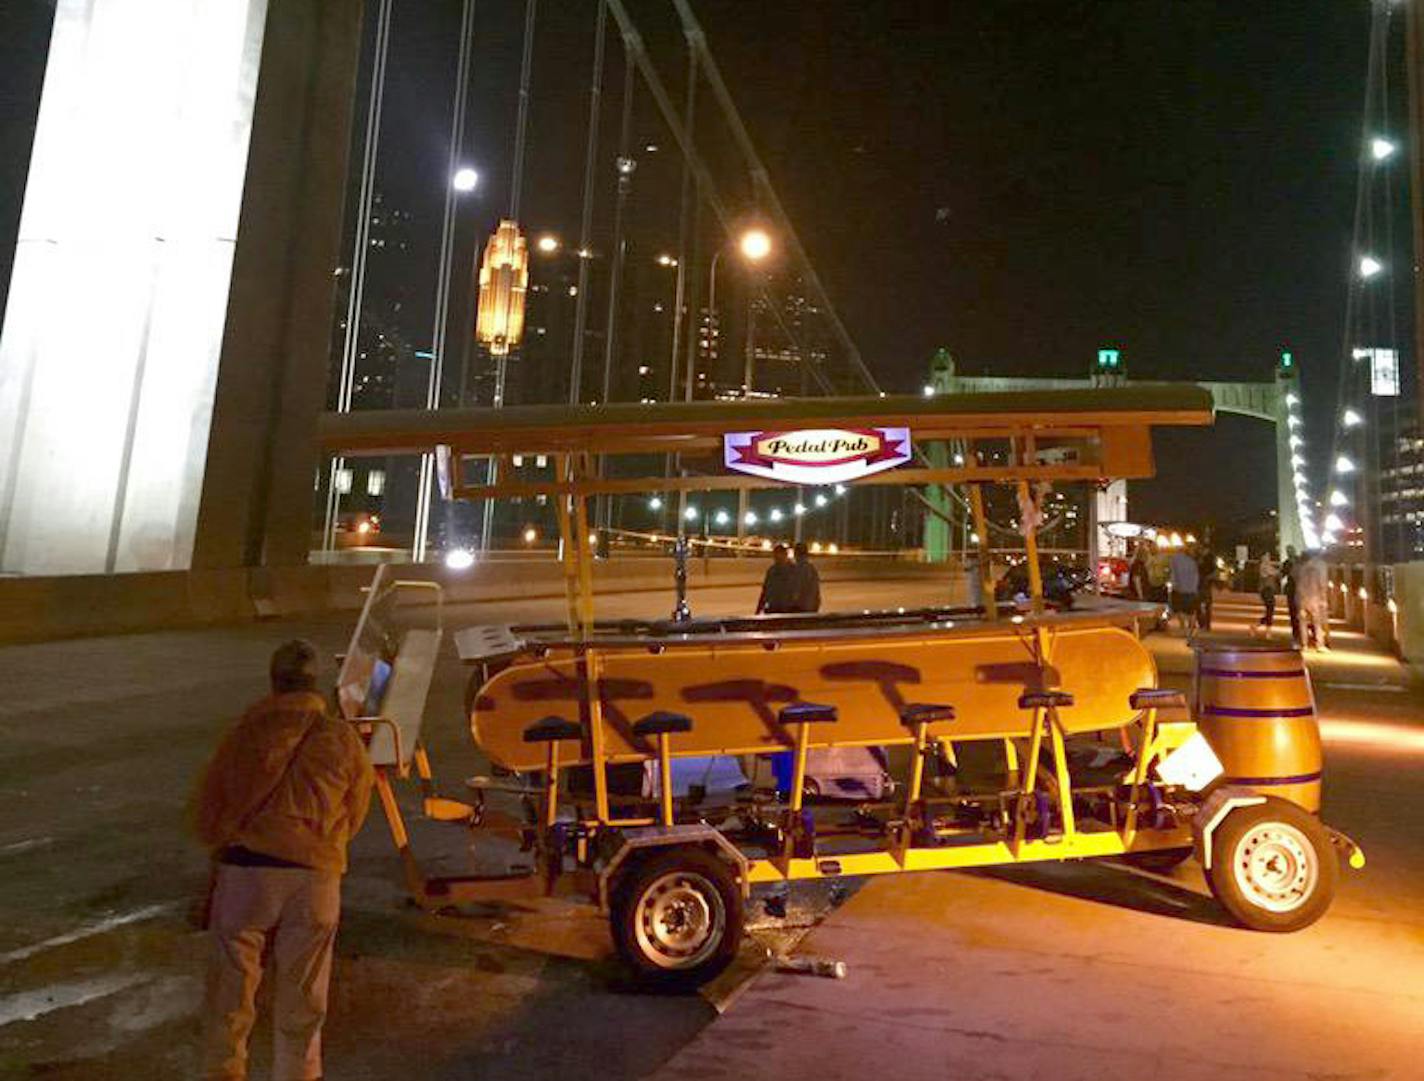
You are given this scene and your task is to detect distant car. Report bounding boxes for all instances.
[1098,556,1131,595]
[335,512,381,548]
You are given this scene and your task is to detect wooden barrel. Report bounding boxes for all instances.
[1193,645,1322,812]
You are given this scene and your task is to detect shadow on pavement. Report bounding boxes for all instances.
[965,859,1237,928]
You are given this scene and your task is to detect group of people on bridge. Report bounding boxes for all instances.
[1256,545,1331,650]
[756,541,822,615]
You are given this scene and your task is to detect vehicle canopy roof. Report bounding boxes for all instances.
[319,385,1213,498]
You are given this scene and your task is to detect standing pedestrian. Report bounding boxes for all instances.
[1128,542,1151,601]
[1281,545,1302,647]
[1194,543,1217,632]
[791,541,822,613]
[194,639,374,1081]
[1295,551,1332,651]
[1256,551,1280,635]
[1168,544,1200,635]
[756,544,800,614]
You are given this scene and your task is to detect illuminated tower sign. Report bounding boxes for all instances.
[476,220,530,357]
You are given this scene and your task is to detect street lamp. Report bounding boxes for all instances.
[739,228,772,261]
[452,167,479,192]
[656,253,678,267]
[712,227,775,540]
[536,234,560,254]
[1359,255,1383,279]
[1371,137,1397,161]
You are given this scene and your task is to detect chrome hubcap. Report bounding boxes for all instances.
[1233,822,1317,914]
[633,871,724,969]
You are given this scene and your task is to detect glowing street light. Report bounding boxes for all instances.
[1287,414,1301,429]
[1285,392,1299,406]
[922,384,936,397]
[684,505,699,522]
[739,228,773,261]
[1324,513,1345,533]
[655,253,678,267]
[1359,255,1383,279]
[793,503,807,516]
[444,548,475,570]
[1342,408,1364,428]
[1290,453,1305,467]
[1371,136,1397,161]
[1330,490,1349,507]
[452,167,480,192]
[648,496,663,510]
[1289,434,1304,449]
[713,509,730,526]
[814,494,828,507]
[536,234,560,254]
[769,508,784,523]
[744,511,759,526]
[523,527,538,544]
[1335,454,1356,474]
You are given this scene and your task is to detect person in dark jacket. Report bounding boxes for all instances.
[1281,545,1302,646]
[756,544,800,613]
[791,541,822,613]
[1194,544,1217,631]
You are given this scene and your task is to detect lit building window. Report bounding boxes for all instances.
[335,468,353,495]
[366,470,385,496]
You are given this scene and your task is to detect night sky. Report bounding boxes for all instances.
[0,1,1400,533]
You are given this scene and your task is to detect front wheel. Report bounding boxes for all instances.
[610,848,744,988]
[1205,798,1338,932]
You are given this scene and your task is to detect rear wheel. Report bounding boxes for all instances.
[1205,798,1337,932]
[610,848,744,988]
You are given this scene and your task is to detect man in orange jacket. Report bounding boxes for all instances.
[193,639,374,1081]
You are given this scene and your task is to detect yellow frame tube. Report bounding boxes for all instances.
[544,741,561,830]
[657,734,675,827]
[744,825,1194,885]
[968,482,997,621]
[1122,705,1160,846]
[1012,708,1046,854]
[1047,711,1076,839]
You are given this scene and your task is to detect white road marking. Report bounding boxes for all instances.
[0,837,52,857]
[0,973,152,1027]
[1318,682,1408,693]
[0,903,174,966]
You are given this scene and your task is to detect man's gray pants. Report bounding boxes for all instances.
[202,863,340,1081]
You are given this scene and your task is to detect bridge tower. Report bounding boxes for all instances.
[921,349,1311,562]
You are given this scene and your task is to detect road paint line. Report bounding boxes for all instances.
[0,837,53,857]
[0,903,174,966]
[0,973,152,1027]
[1318,682,1408,693]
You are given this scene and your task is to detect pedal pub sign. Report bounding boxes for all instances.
[723,427,912,486]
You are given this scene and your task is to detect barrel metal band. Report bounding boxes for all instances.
[1224,771,1323,786]
[1201,705,1315,719]
[1198,668,1308,679]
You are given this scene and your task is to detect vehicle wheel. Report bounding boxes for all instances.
[610,848,744,988]
[1123,847,1193,873]
[1205,798,1337,932]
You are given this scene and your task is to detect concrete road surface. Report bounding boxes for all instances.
[651,595,1424,1081]
[0,582,1420,1080]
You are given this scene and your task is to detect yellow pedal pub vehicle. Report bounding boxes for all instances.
[320,386,1363,987]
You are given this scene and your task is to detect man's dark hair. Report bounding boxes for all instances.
[270,639,319,693]
[793,541,809,560]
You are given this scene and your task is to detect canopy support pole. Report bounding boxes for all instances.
[969,483,996,621]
